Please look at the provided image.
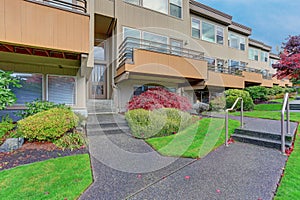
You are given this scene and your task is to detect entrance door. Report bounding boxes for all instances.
[89,64,106,99]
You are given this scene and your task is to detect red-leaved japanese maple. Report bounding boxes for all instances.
[127,87,192,111]
[273,35,300,80]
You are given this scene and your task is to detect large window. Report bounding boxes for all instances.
[143,32,168,52]
[216,27,224,45]
[202,22,215,43]
[47,75,76,105]
[143,0,168,14]
[192,18,201,39]
[10,73,43,105]
[228,33,246,51]
[261,51,269,62]
[170,0,182,18]
[248,48,259,61]
[124,0,182,18]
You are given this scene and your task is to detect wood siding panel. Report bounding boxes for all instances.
[206,71,245,89]
[242,71,263,83]
[0,0,89,53]
[120,49,208,80]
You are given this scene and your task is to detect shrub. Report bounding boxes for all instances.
[245,86,268,102]
[17,100,69,119]
[18,108,79,141]
[0,71,21,110]
[225,89,254,111]
[272,86,284,95]
[125,108,198,138]
[209,96,226,111]
[0,116,15,139]
[127,87,192,111]
[54,131,85,150]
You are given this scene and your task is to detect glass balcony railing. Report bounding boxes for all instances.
[118,37,205,66]
[32,0,87,13]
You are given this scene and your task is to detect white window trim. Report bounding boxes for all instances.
[122,26,142,41]
[169,0,183,19]
[249,48,259,61]
[46,74,77,106]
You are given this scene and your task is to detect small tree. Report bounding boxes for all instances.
[273,35,300,80]
[0,71,21,110]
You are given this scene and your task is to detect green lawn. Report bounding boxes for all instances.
[231,111,300,122]
[146,118,240,158]
[0,154,93,200]
[275,128,300,199]
[254,103,282,111]
[269,97,295,104]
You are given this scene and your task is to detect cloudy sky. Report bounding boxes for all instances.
[196,0,300,53]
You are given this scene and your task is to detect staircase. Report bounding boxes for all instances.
[86,100,131,137]
[289,99,300,110]
[231,117,298,150]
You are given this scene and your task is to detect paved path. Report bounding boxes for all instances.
[80,114,288,200]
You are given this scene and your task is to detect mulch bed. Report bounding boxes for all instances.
[0,141,88,171]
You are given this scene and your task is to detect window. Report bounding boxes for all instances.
[261,51,269,62]
[143,0,168,14]
[170,39,183,56]
[249,48,259,61]
[94,41,105,61]
[270,58,278,67]
[123,27,141,40]
[202,22,215,43]
[216,27,224,45]
[228,33,246,51]
[217,59,225,72]
[192,18,200,39]
[205,57,215,66]
[170,0,182,18]
[124,0,182,18]
[124,0,140,5]
[47,75,76,105]
[123,27,141,54]
[10,73,43,105]
[143,32,168,53]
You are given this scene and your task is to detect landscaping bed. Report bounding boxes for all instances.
[0,141,88,171]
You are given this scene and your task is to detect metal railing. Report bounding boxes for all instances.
[225,97,244,147]
[33,0,87,13]
[118,37,205,66]
[207,62,273,79]
[281,93,290,154]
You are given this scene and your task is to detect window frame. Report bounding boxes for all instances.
[260,51,269,63]
[169,0,182,18]
[248,48,259,61]
[46,74,77,106]
[201,21,216,43]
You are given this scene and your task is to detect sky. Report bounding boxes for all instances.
[196,0,300,53]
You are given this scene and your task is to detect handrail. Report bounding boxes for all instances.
[225,97,244,147]
[118,37,205,66]
[33,0,87,13]
[281,93,290,154]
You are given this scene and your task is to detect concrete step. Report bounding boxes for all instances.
[296,96,300,100]
[290,104,300,110]
[87,114,126,124]
[234,128,294,142]
[232,134,293,150]
[87,100,117,113]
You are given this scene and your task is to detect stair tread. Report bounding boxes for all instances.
[232,134,292,145]
[235,128,294,137]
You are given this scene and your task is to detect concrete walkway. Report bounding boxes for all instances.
[80,114,288,200]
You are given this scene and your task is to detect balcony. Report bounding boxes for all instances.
[116,37,208,81]
[0,0,89,53]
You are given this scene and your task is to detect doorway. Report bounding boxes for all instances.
[89,64,106,99]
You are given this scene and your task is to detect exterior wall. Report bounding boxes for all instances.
[94,0,115,17]
[0,0,89,53]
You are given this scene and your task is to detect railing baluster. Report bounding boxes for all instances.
[281,93,289,154]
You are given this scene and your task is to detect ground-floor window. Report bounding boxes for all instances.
[47,75,76,105]
[10,73,43,105]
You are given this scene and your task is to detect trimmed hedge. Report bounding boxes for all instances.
[245,86,268,102]
[18,108,79,141]
[125,108,199,138]
[225,89,254,111]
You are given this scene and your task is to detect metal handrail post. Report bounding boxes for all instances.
[225,111,229,147]
[287,97,290,135]
[241,99,244,128]
[225,97,243,147]
[281,93,289,154]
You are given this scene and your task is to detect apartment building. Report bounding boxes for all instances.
[0,0,292,117]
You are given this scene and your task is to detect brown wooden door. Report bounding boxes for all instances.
[89,64,106,99]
